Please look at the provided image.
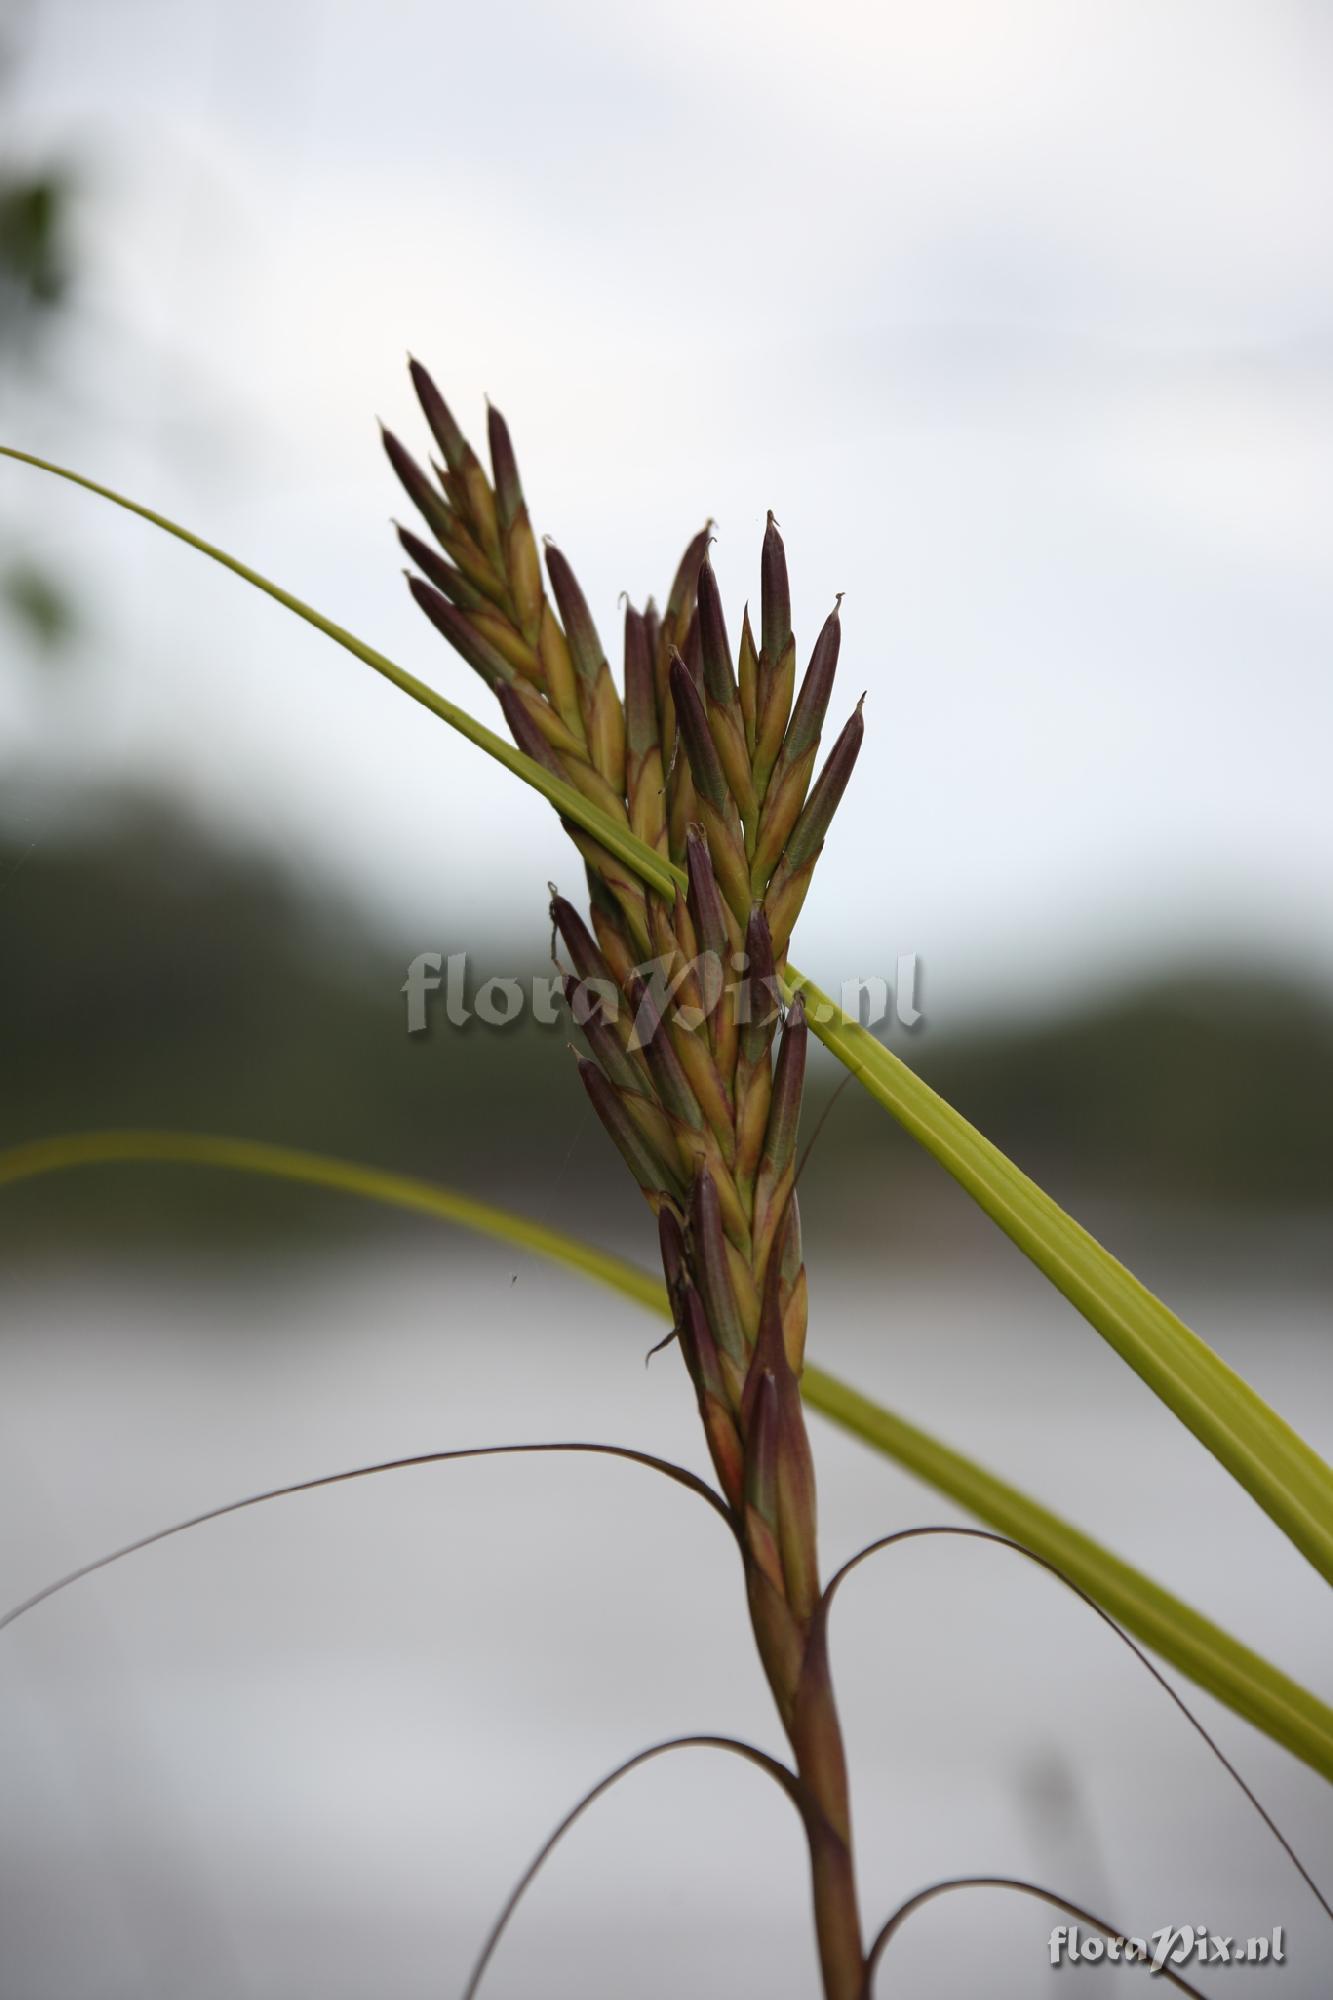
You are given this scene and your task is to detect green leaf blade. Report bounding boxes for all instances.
[0,446,677,900]
[802,1364,1333,1783]
[4,1129,1330,1782]
[787,975,1333,1590]
[6,443,1331,1591]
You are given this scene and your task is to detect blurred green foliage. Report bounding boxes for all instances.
[1,21,78,653]
[0,165,70,333]
[2,551,75,647]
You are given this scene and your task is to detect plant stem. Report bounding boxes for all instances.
[747,1483,867,1998]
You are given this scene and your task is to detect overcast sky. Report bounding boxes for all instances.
[4,0,1332,1025]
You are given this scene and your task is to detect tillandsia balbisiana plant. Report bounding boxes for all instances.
[2,358,1332,1994]
[386,359,868,1994]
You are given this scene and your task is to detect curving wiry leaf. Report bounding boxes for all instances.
[461,1735,806,2000]
[862,1877,1211,1997]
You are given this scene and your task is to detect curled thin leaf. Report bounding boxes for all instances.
[0,1441,736,1637]
[863,1876,1211,1997]
[462,1734,806,2000]
[821,1525,1332,1924]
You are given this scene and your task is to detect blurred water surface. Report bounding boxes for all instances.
[2,1235,1330,1998]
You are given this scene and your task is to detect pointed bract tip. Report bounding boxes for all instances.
[644,1328,678,1368]
[741,904,777,1014]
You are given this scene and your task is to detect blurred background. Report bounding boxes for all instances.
[1,0,1331,1993]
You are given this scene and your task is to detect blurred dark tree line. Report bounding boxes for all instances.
[3,797,1332,1259]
